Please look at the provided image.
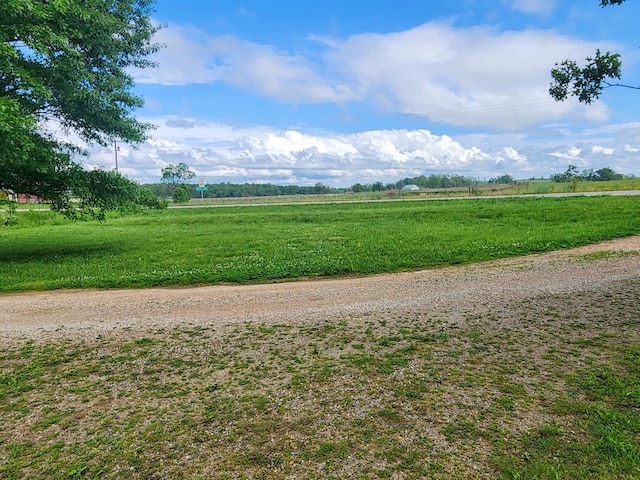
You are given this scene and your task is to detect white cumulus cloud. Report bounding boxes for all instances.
[134,20,617,129]
[591,145,614,155]
[135,25,354,103]
[548,146,583,161]
[319,22,609,129]
[81,119,640,185]
[83,121,534,185]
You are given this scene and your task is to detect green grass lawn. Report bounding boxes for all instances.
[1,195,639,292]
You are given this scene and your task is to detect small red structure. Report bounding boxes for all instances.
[4,191,43,204]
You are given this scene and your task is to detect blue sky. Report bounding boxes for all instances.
[86,0,640,186]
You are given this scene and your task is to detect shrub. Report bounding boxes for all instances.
[173,185,191,204]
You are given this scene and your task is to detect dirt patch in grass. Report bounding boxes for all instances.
[1,236,639,479]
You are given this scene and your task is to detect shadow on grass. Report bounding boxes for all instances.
[0,240,128,263]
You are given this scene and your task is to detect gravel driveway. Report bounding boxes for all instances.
[2,236,639,343]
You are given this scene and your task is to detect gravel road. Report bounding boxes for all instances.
[2,235,639,342]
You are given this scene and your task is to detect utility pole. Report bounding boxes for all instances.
[114,140,120,174]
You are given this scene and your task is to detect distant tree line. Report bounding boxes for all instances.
[350,174,478,193]
[144,165,633,201]
[395,174,476,189]
[145,181,344,199]
[550,165,630,183]
[145,173,482,199]
[487,175,515,184]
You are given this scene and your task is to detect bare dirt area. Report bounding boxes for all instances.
[1,236,639,343]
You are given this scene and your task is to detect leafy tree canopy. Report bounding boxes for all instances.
[550,0,638,103]
[488,174,515,184]
[161,163,196,188]
[1,0,161,218]
[397,174,476,189]
[551,165,627,182]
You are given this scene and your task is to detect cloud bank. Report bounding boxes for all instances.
[84,119,640,186]
[134,20,617,129]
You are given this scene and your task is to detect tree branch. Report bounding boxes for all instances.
[603,81,640,90]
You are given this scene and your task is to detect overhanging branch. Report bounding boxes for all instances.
[603,81,640,91]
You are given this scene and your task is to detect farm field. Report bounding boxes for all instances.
[176,178,640,206]
[1,195,639,479]
[1,195,639,292]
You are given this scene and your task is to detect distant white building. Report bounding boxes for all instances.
[402,184,420,191]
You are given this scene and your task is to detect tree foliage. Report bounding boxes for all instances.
[0,97,80,202]
[162,162,196,186]
[1,0,162,218]
[488,174,515,184]
[397,174,476,189]
[72,169,141,221]
[161,162,196,188]
[550,0,638,103]
[551,165,627,182]
[172,185,191,204]
[550,49,623,103]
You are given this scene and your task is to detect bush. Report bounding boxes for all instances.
[138,187,168,209]
[173,185,191,204]
[0,199,18,226]
[0,212,18,227]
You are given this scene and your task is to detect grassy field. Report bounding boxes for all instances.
[1,195,639,292]
[490,178,640,196]
[180,178,640,206]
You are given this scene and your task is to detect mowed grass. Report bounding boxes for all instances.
[1,278,639,479]
[1,195,639,292]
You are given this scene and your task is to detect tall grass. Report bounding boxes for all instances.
[1,195,639,292]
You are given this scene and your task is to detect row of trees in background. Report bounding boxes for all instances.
[148,170,483,200]
[350,174,479,193]
[144,172,489,200]
[146,165,633,202]
[550,165,628,183]
[396,174,476,189]
[150,180,343,199]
